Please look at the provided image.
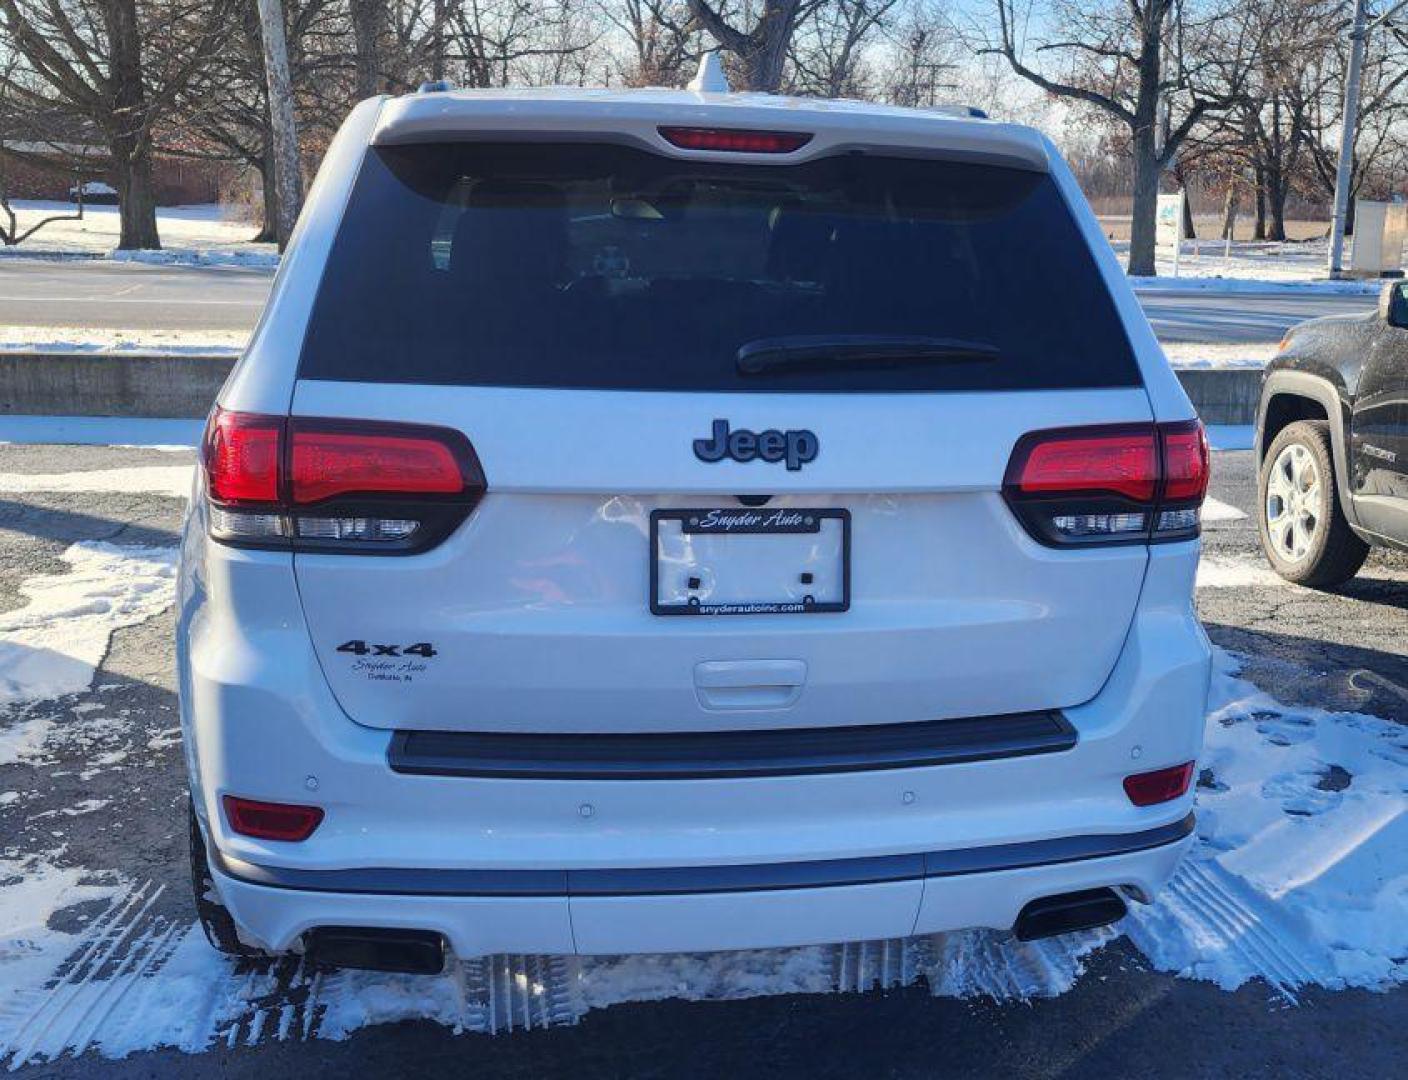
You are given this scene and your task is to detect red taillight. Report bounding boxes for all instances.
[202,408,485,553]
[223,795,324,841]
[1004,421,1208,546]
[206,410,282,504]
[290,426,467,505]
[658,126,813,153]
[1123,762,1195,807]
[1160,420,1210,504]
[1010,430,1158,503]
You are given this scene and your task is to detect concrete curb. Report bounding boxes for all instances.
[0,352,236,418]
[0,352,1264,426]
[1173,368,1262,426]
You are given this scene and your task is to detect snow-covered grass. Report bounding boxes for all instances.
[0,325,244,357]
[0,200,276,267]
[1122,236,1386,293]
[1162,341,1280,369]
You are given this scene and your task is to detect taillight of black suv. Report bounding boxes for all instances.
[203,408,486,554]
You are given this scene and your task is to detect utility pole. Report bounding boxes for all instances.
[1328,0,1408,278]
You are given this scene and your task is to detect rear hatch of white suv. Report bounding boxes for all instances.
[243,124,1188,736]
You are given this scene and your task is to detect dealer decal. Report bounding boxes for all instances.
[336,639,437,683]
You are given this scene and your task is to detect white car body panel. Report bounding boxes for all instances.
[290,382,1154,732]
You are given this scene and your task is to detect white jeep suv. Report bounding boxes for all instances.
[179,79,1211,974]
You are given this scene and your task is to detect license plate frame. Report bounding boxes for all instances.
[649,507,850,616]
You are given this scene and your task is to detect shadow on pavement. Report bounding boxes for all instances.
[0,498,180,548]
[1205,621,1408,724]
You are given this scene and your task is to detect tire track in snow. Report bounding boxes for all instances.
[832,939,915,993]
[2,880,166,1068]
[1132,857,1330,1005]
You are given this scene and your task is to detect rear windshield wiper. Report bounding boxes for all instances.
[736,335,1000,375]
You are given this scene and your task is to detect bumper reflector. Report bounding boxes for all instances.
[224,796,324,842]
[1123,762,1194,807]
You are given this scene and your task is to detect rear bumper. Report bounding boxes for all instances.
[209,815,1193,955]
[181,525,1210,957]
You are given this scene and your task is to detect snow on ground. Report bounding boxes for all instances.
[0,201,276,267]
[1121,237,1385,293]
[0,543,178,720]
[0,417,202,448]
[1125,649,1408,996]
[0,325,244,357]
[0,466,193,500]
[1206,425,1255,451]
[1202,497,1247,523]
[1162,341,1280,369]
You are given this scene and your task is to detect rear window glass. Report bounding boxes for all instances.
[299,142,1139,392]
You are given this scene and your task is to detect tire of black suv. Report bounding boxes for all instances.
[1258,420,1369,588]
[188,798,264,959]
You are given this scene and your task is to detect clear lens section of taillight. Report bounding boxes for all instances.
[202,409,485,554]
[1004,420,1208,547]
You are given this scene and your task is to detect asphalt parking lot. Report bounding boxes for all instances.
[0,442,1404,1078]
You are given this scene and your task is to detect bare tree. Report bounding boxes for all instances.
[0,0,233,249]
[788,0,900,99]
[986,1,1249,275]
[1303,16,1408,233]
[605,0,700,86]
[883,1,959,107]
[687,1,822,91]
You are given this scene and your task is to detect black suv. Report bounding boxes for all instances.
[1256,281,1408,586]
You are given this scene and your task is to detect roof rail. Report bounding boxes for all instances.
[417,79,454,94]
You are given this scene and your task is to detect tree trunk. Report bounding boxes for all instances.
[739,38,789,91]
[106,0,160,250]
[1253,166,1266,240]
[430,0,447,81]
[1220,181,1238,240]
[109,135,160,250]
[350,0,386,98]
[1128,128,1160,276]
[253,146,278,243]
[1180,186,1197,241]
[255,0,303,249]
[1265,169,1288,243]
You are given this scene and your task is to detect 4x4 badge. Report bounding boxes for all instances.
[693,419,818,471]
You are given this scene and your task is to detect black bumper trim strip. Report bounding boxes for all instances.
[211,813,1194,898]
[387,712,1077,781]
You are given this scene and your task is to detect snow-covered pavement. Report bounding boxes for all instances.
[0,444,1403,1071]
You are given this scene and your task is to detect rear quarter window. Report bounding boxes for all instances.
[298,142,1140,393]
